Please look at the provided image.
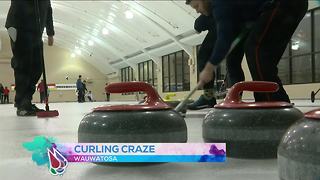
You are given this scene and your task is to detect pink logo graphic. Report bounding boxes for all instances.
[47,147,68,176]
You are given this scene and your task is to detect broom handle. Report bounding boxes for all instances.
[174,82,201,112]
[174,28,251,112]
[34,0,49,111]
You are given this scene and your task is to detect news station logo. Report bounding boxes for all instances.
[47,147,68,176]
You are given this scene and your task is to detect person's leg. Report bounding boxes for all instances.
[5,95,9,104]
[29,37,44,111]
[82,90,86,102]
[107,93,110,101]
[188,31,217,110]
[77,90,82,102]
[0,93,3,104]
[226,38,245,88]
[9,30,36,115]
[78,95,80,103]
[40,92,45,103]
[245,0,308,102]
[198,31,216,91]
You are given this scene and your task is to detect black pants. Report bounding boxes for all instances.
[244,0,308,102]
[0,94,3,104]
[10,30,43,108]
[198,31,245,90]
[197,31,216,90]
[77,89,83,103]
[226,38,245,88]
[3,95,9,104]
[82,90,86,102]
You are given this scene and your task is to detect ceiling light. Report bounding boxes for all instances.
[76,49,82,55]
[107,16,114,22]
[88,40,94,46]
[107,18,114,23]
[291,41,300,50]
[102,28,109,35]
[111,4,119,10]
[109,12,116,17]
[125,10,133,19]
[291,44,300,51]
[110,7,117,12]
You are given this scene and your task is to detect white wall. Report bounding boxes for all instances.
[0,32,108,103]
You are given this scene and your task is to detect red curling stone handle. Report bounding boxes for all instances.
[224,81,279,104]
[106,81,166,106]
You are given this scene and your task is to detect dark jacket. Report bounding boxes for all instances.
[76,79,83,90]
[5,0,55,36]
[209,0,272,65]
[0,86,4,94]
[194,14,216,33]
[194,15,217,66]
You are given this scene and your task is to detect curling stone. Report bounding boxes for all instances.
[278,109,320,180]
[203,81,303,158]
[78,82,187,143]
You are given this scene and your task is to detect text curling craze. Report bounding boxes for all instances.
[74,145,156,154]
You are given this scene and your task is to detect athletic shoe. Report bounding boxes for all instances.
[187,95,217,110]
[32,104,45,112]
[17,108,36,116]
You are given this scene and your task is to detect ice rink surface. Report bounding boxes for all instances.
[0,100,318,180]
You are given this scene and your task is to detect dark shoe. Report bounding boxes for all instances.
[187,95,217,110]
[17,108,36,116]
[32,104,45,112]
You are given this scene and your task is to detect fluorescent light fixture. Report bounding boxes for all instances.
[291,44,299,50]
[107,16,114,22]
[102,28,109,35]
[291,41,300,50]
[76,49,82,55]
[88,40,94,46]
[125,10,133,19]
[111,4,119,10]
[109,12,116,17]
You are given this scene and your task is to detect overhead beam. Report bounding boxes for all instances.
[53,2,147,70]
[121,1,194,60]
